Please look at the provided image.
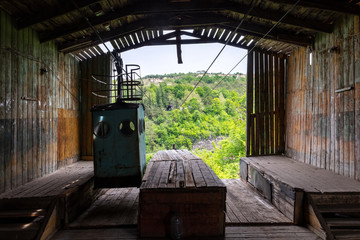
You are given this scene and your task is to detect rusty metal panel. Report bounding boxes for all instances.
[286,15,360,181]
[91,103,146,188]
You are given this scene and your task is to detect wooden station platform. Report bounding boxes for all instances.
[0,161,97,240]
[68,178,291,230]
[240,155,360,239]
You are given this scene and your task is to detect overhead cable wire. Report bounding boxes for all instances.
[201,0,301,100]
[179,0,257,107]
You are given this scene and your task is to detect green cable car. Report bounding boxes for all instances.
[91,53,146,188]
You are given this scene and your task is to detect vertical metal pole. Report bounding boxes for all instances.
[114,51,123,101]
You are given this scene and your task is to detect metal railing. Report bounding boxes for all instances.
[91,64,143,103]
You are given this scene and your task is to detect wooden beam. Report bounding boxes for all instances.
[41,13,232,42]
[17,0,100,29]
[62,29,250,54]
[176,30,183,64]
[39,0,331,42]
[222,1,333,33]
[58,12,312,53]
[57,14,234,52]
[218,20,313,47]
[269,0,360,16]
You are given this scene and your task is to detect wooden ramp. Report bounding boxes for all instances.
[0,161,97,240]
[240,155,360,239]
[224,179,291,225]
[69,188,139,229]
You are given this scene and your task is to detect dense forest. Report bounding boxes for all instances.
[141,72,247,179]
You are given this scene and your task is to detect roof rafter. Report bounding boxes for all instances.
[270,0,360,15]
[39,0,333,43]
[59,14,312,53]
[17,0,100,29]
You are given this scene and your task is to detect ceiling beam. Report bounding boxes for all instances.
[269,0,360,15]
[222,1,333,33]
[218,21,312,47]
[58,14,233,52]
[54,12,234,46]
[101,31,250,54]
[40,0,332,43]
[58,13,311,54]
[17,0,100,29]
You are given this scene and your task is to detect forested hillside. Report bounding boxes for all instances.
[142,72,247,178]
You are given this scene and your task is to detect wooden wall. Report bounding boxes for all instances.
[286,15,360,180]
[79,54,112,160]
[0,10,80,193]
[246,50,287,156]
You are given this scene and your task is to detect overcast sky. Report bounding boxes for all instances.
[103,42,248,77]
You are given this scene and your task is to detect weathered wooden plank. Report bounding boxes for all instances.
[158,160,171,188]
[259,51,265,155]
[10,16,18,191]
[190,160,207,188]
[183,160,195,188]
[0,12,5,193]
[13,20,22,188]
[254,51,260,155]
[355,15,360,181]
[300,48,306,163]
[274,54,280,154]
[175,159,185,188]
[142,161,154,183]
[2,13,11,190]
[264,52,269,155]
[27,28,34,180]
[143,160,160,189]
[198,161,217,187]
[246,50,253,156]
[269,52,274,154]
[23,27,30,183]
[279,54,285,154]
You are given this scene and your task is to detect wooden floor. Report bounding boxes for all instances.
[0,161,93,198]
[52,226,321,240]
[69,178,289,229]
[224,179,291,225]
[242,156,360,193]
[70,188,139,228]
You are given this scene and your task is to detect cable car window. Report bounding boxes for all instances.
[94,121,110,138]
[119,120,136,136]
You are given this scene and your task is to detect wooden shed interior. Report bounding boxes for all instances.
[0,0,360,239]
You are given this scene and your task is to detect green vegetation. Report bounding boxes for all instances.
[142,72,247,179]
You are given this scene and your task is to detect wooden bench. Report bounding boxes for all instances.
[139,149,226,238]
[240,155,360,239]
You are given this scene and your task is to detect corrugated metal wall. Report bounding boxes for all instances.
[0,10,80,193]
[79,54,113,160]
[286,15,360,181]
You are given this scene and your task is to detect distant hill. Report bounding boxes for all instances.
[141,72,247,178]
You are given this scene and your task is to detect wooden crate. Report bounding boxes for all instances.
[139,150,226,238]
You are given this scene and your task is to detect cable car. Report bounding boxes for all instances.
[91,52,146,188]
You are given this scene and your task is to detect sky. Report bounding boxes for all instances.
[102,42,248,77]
